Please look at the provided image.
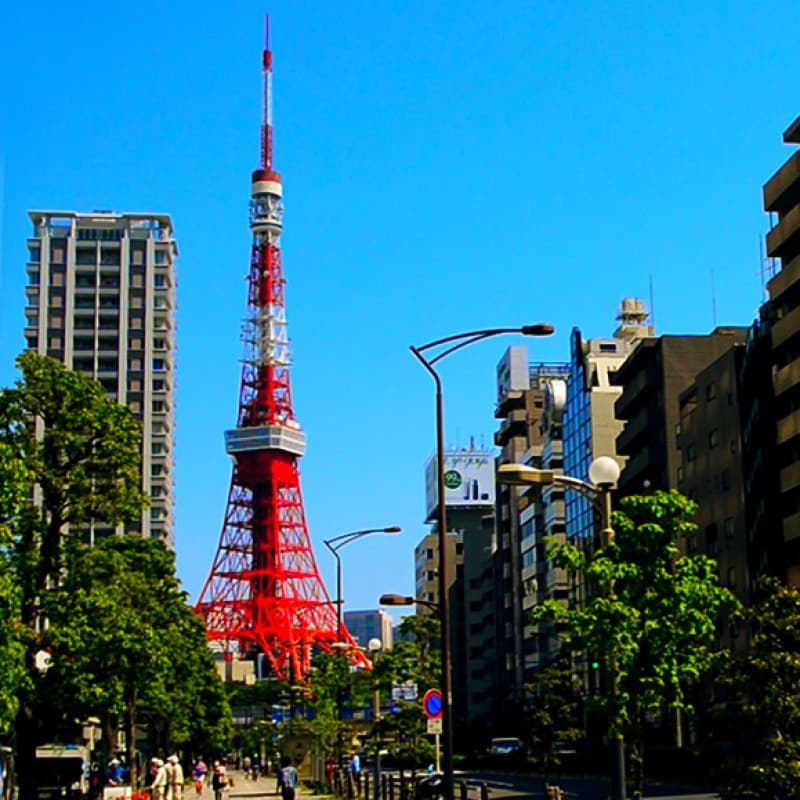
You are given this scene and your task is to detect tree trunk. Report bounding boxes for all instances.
[126,695,137,790]
[15,701,38,800]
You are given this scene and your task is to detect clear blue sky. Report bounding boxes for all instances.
[0,1,794,615]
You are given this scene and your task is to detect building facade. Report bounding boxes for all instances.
[676,346,750,642]
[615,329,747,497]
[24,210,177,546]
[763,115,800,584]
[494,348,570,719]
[563,298,652,547]
[342,610,394,651]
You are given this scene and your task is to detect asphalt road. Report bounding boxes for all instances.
[456,770,717,800]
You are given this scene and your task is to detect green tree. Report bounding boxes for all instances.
[0,353,148,800]
[533,490,737,800]
[0,442,29,733]
[305,651,354,763]
[370,614,441,767]
[42,536,231,779]
[523,655,583,791]
[717,578,800,800]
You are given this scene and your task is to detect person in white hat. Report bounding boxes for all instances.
[166,756,183,800]
[151,758,167,800]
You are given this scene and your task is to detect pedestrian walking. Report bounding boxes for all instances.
[276,757,297,800]
[151,758,167,800]
[211,762,228,800]
[166,755,184,800]
[192,759,208,797]
[349,753,361,793]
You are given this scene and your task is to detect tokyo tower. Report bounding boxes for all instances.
[196,17,368,682]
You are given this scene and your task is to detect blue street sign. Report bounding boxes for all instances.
[422,689,443,720]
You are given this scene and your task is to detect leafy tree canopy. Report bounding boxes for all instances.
[533,490,738,798]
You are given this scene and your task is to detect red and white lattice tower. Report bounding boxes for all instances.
[196,17,368,682]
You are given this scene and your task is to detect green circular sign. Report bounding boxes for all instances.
[443,470,462,489]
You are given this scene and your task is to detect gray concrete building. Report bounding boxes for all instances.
[494,349,569,721]
[24,210,177,546]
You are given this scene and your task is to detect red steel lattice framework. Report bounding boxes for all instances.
[196,17,368,682]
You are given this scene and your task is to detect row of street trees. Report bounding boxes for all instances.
[528,490,800,800]
[0,353,231,800]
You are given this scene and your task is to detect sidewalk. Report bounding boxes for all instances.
[210,775,326,800]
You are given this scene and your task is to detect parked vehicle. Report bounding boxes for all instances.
[488,737,525,757]
[35,744,89,800]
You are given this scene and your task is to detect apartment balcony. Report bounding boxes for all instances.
[783,511,800,543]
[777,408,800,446]
[764,150,800,214]
[780,461,800,494]
[619,444,663,487]
[767,204,800,261]
[495,390,526,419]
[617,406,662,455]
[774,359,800,398]
[772,305,800,350]
[615,364,658,420]
[768,254,800,302]
[494,407,527,446]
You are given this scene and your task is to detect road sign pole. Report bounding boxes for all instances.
[435,732,440,774]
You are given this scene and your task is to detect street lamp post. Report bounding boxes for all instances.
[367,638,383,800]
[324,526,402,643]
[410,323,554,800]
[324,526,401,768]
[497,455,626,800]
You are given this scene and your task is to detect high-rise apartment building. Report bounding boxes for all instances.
[24,210,177,546]
[494,349,569,715]
[763,115,800,583]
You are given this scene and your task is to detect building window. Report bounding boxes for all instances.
[153,379,165,391]
[154,274,167,288]
[686,443,697,462]
[709,429,720,448]
[29,246,41,263]
[154,248,168,265]
[727,566,736,589]
[153,401,165,413]
[724,517,735,539]
[730,439,737,454]
[706,383,716,401]
[153,358,165,372]
[705,524,718,557]
[721,469,731,491]
[153,338,166,350]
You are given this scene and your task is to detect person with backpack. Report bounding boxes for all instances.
[277,757,298,800]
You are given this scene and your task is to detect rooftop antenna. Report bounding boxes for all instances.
[710,268,717,328]
[648,272,656,334]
